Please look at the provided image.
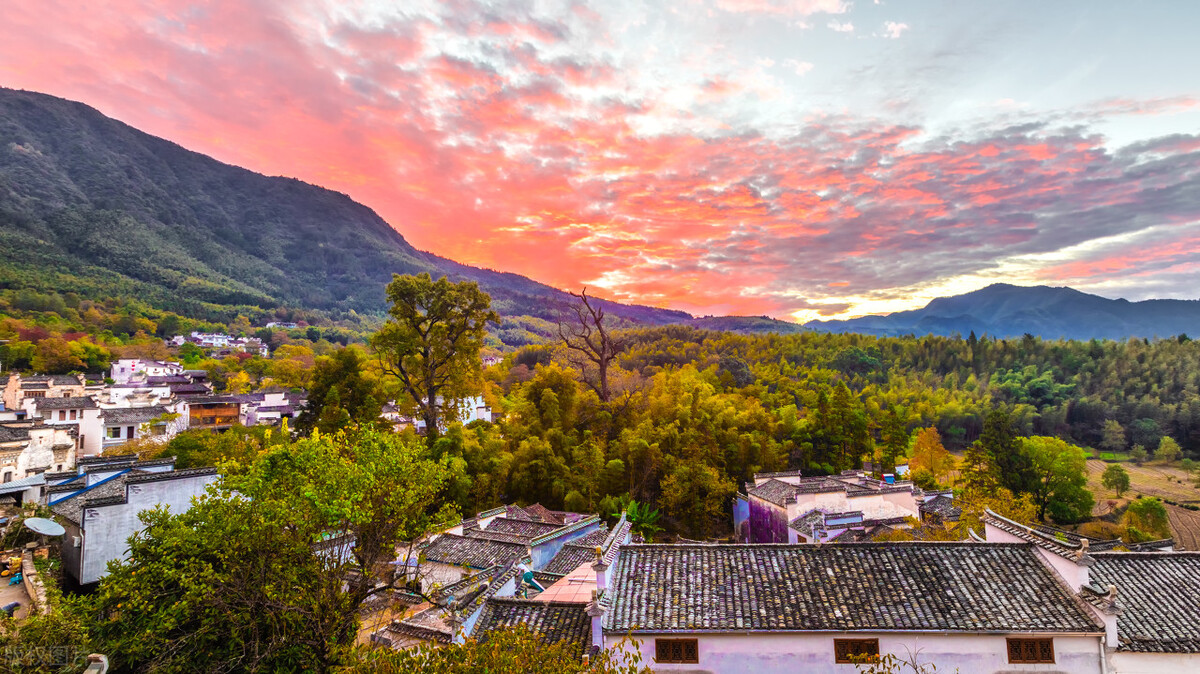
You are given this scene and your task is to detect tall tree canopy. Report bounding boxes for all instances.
[372,273,499,441]
[83,429,458,672]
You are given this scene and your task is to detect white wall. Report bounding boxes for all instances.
[1110,652,1200,674]
[612,632,1104,674]
[79,473,217,584]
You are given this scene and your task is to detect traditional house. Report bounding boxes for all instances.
[48,456,218,585]
[0,421,77,482]
[109,359,184,385]
[99,405,185,449]
[735,470,925,543]
[186,395,242,431]
[602,542,1105,672]
[982,509,1199,672]
[29,396,103,457]
[2,374,88,410]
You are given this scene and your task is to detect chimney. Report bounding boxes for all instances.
[592,545,609,593]
[587,589,605,650]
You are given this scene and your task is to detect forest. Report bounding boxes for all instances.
[10,274,1194,542]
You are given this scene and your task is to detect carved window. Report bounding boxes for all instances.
[834,639,879,664]
[1007,638,1054,664]
[655,638,699,664]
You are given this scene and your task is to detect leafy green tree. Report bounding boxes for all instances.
[878,407,910,474]
[1124,497,1171,542]
[1101,463,1130,497]
[1130,444,1148,465]
[1156,436,1183,463]
[660,462,736,540]
[296,347,383,435]
[1101,419,1127,454]
[1021,436,1094,522]
[84,430,457,673]
[372,273,499,442]
[615,499,663,542]
[982,409,1037,495]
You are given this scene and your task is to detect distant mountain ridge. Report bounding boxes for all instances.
[0,88,689,326]
[805,284,1200,340]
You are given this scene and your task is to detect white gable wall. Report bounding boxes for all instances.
[612,632,1103,673]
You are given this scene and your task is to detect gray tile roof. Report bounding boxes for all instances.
[0,425,32,443]
[483,517,564,538]
[542,544,599,576]
[101,406,169,425]
[919,495,962,522]
[605,543,1102,634]
[1089,553,1200,652]
[463,528,534,545]
[34,397,98,410]
[747,478,799,506]
[982,509,1086,560]
[474,597,591,652]
[422,533,525,569]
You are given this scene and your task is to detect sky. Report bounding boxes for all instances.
[3,0,1200,321]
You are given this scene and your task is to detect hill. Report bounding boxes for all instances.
[0,88,689,326]
[805,283,1200,340]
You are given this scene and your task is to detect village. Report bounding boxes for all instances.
[0,348,1197,672]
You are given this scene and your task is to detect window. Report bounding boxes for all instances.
[655,639,698,664]
[25,391,45,399]
[834,639,879,664]
[59,411,66,421]
[2,472,10,484]
[1007,638,1054,664]
[63,392,71,398]
[70,410,77,420]
[126,425,135,438]
[107,427,122,439]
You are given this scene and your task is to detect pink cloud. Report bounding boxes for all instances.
[2,0,1199,319]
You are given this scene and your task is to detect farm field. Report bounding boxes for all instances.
[1084,459,1199,503]
[1084,459,1200,549]
[1166,504,1200,551]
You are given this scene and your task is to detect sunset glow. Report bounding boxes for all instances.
[5,0,1199,320]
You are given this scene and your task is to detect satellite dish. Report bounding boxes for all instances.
[23,518,65,537]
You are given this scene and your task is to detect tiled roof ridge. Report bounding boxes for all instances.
[77,454,138,465]
[621,540,1039,550]
[1092,550,1200,558]
[982,508,1089,562]
[530,514,601,545]
[125,466,218,484]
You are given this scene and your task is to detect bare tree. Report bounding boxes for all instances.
[558,288,625,403]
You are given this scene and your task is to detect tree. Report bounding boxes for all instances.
[1022,436,1094,523]
[84,430,458,672]
[878,408,910,474]
[1124,497,1171,542]
[1100,419,1126,453]
[372,273,499,442]
[296,347,383,436]
[908,427,953,484]
[1156,436,1183,463]
[342,627,650,673]
[558,288,625,403]
[1101,463,1131,497]
[659,462,735,540]
[1130,444,1148,465]
[981,409,1036,495]
[615,499,663,543]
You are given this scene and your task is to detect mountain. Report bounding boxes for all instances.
[0,88,690,326]
[805,283,1200,340]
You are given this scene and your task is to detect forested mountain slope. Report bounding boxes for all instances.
[0,88,689,325]
[806,283,1200,340]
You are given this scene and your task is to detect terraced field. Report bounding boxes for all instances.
[1165,504,1200,551]
[1085,460,1200,503]
[1084,459,1200,549]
